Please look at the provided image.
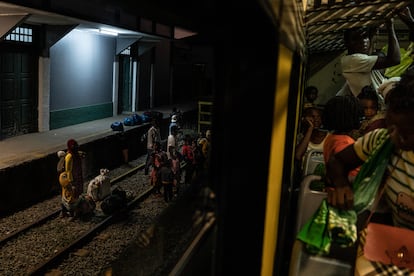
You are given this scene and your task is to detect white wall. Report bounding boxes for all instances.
[308,51,347,106]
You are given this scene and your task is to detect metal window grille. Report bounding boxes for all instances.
[5,27,33,43]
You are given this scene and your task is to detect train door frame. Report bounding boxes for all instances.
[260,44,304,275]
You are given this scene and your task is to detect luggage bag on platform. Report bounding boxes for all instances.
[87,168,111,202]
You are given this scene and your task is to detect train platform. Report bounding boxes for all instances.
[0,102,197,170]
[0,101,198,215]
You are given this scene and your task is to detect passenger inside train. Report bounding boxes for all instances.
[324,67,414,274]
[295,106,328,176]
[303,86,319,109]
[294,7,414,276]
[357,85,386,136]
[323,95,362,184]
[336,18,401,109]
[3,0,414,275]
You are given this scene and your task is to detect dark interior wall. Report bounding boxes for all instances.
[137,50,153,110]
[49,29,116,111]
[154,39,171,107]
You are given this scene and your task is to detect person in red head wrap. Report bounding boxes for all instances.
[66,139,85,197]
[59,138,86,218]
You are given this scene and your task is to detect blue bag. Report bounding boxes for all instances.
[110,121,124,131]
[132,113,142,125]
[123,117,134,126]
[141,114,150,123]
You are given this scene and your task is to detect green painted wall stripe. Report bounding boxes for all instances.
[50,103,113,129]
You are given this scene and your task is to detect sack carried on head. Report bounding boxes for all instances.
[57,151,66,173]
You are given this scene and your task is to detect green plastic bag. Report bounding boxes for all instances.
[352,137,393,214]
[297,199,331,255]
[384,42,414,78]
[297,199,357,255]
[297,130,393,255]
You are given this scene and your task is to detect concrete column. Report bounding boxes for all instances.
[38,57,50,132]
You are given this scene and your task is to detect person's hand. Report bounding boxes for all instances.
[327,185,354,210]
[398,6,414,30]
[385,17,394,29]
[303,116,314,130]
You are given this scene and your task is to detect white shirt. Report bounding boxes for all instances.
[147,126,161,150]
[337,54,385,93]
[167,134,176,159]
[337,53,385,108]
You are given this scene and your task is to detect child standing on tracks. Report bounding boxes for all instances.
[170,149,181,196]
[145,118,161,175]
[182,135,195,185]
[158,158,175,202]
[167,125,178,160]
[150,141,167,195]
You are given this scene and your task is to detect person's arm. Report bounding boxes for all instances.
[295,118,314,161]
[398,7,414,42]
[65,153,74,182]
[373,18,400,69]
[326,144,364,210]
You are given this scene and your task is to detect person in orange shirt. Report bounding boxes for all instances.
[323,95,363,182]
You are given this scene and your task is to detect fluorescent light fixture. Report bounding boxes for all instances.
[100,28,118,36]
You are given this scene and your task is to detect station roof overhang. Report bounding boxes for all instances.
[263,0,412,59]
[0,0,412,58]
[0,1,165,55]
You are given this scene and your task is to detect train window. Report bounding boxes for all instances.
[5,26,33,43]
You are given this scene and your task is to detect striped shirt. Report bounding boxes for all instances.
[354,128,414,229]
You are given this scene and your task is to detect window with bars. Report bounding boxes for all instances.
[120,46,130,56]
[5,27,33,43]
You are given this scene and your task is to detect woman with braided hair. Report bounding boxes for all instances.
[323,95,363,183]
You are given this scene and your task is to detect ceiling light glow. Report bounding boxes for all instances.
[99,28,118,36]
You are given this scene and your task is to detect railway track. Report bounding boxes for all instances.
[27,185,154,275]
[0,163,144,247]
[0,159,163,274]
[0,153,199,275]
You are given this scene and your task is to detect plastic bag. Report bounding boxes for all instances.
[352,135,393,214]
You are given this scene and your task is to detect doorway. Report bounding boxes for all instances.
[0,49,38,139]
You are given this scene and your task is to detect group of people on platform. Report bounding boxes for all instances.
[295,6,414,275]
[143,109,211,203]
[55,106,211,220]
